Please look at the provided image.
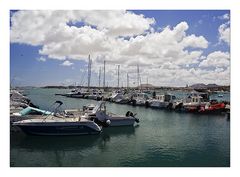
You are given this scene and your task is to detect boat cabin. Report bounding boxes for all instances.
[132,93,149,100]
[155,94,176,102]
[185,95,204,104]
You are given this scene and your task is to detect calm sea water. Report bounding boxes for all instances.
[10,88,230,167]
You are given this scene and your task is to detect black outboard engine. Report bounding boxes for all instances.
[126,111,134,117]
[126,111,140,123]
[93,118,111,127]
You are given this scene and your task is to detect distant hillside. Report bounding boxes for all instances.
[191,83,219,89]
[138,84,155,88]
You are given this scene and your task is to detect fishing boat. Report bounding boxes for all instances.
[131,92,150,106]
[198,100,226,114]
[182,95,206,112]
[82,101,140,127]
[149,94,177,109]
[12,101,102,135]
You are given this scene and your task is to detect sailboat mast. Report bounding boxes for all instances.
[103,60,106,88]
[127,73,129,89]
[98,67,101,87]
[87,54,92,90]
[137,64,140,88]
[147,77,148,90]
[117,65,120,88]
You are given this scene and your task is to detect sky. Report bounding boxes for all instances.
[10,10,230,87]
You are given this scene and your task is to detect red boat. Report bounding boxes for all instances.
[199,102,226,113]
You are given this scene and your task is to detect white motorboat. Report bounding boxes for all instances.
[87,91,103,100]
[65,89,85,98]
[150,94,177,109]
[109,90,125,102]
[131,93,150,106]
[12,101,102,135]
[82,101,140,127]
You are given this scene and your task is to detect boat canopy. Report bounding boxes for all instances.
[19,106,53,116]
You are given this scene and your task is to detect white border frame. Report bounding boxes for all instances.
[1,0,240,177]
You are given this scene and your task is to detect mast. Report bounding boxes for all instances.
[98,67,101,87]
[103,60,106,88]
[87,54,92,90]
[117,65,120,88]
[137,64,140,88]
[127,73,129,89]
[147,76,148,90]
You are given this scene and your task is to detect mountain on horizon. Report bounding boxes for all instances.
[190,83,220,89]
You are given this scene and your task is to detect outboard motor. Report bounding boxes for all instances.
[126,111,134,117]
[93,118,111,127]
[126,111,140,123]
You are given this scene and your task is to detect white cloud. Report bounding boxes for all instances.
[218,13,230,20]
[37,56,46,62]
[10,10,154,45]
[181,34,208,48]
[199,51,230,68]
[61,60,74,66]
[39,25,111,60]
[10,10,230,86]
[218,22,230,45]
[74,10,155,37]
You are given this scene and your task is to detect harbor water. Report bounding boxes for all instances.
[10,88,230,167]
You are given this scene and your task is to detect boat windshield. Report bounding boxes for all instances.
[92,101,106,113]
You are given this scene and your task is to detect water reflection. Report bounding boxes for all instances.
[10,126,137,167]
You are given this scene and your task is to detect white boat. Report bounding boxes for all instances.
[82,101,140,127]
[12,101,102,135]
[64,104,96,116]
[65,89,85,98]
[150,94,176,109]
[13,117,102,136]
[114,93,130,104]
[109,90,125,102]
[182,95,207,112]
[87,91,103,100]
[131,93,150,106]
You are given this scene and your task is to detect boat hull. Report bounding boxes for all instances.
[108,118,136,127]
[14,122,101,136]
[150,101,168,109]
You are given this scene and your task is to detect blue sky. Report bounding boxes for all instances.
[10,10,230,87]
